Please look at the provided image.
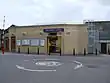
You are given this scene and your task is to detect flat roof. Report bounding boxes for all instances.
[85,21,110,24]
[8,23,86,29]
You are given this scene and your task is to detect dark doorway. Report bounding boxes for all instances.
[48,36,58,53]
[5,37,9,51]
[101,43,107,54]
[11,36,16,52]
[47,32,61,54]
[48,33,57,35]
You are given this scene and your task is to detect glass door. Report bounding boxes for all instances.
[47,33,62,54]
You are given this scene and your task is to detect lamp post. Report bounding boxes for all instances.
[1,16,5,54]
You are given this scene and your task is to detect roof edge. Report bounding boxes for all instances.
[7,23,86,29]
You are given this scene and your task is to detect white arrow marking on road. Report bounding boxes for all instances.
[74,61,83,70]
[16,65,56,72]
[16,65,25,69]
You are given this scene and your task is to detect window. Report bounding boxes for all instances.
[30,39,39,46]
[39,39,45,46]
[22,39,30,45]
[16,40,21,46]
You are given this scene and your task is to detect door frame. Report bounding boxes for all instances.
[101,43,107,54]
[11,36,16,52]
[47,35,62,54]
[5,37,9,51]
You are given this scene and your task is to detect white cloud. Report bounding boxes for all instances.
[0,0,110,29]
[82,1,110,20]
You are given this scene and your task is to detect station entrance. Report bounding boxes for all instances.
[43,28,64,54]
[11,36,16,52]
[47,33,61,54]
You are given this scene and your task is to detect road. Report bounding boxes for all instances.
[1,53,110,83]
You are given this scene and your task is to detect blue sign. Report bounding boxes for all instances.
[43,28,64,32]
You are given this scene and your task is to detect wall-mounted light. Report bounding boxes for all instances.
[12,33,15,36]
[40,31,43,35]
[22,32,27,36]
[66,32,70,35]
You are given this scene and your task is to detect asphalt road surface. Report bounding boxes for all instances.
[1,53,110,83]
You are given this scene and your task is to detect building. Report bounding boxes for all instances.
[85,21,110,54]
[0,29,3,50]
[4,28,9,51]
[4,24,88,55]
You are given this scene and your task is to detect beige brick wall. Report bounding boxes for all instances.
[63,25,88,54]
[77,26,88,54]
[15,26,47,54]
[8,28,16,51]
[64,25,79,54]
[15,25,65,54]
[7,24,88,54]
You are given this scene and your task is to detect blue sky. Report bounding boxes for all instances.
[0,0,110,29]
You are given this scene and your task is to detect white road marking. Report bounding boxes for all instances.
[33,58,60,61]
[74,61,83,70]
[74,61,81,64]
[16,65,56,72]
[33,59,37,61]
[16,65,24,69]
[45,58,60,60]
[35,61,62,67]
[24,60,29,62]
[33,59,45,61]
[74,64,83,70]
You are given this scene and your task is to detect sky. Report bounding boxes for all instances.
[0,0,110,29]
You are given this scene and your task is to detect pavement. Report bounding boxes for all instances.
[1,52,110,83]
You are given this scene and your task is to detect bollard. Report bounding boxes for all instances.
[60,48,61,56]
[108,49,110,55]
[95,48,97,55]
[108,48,110,55]
[73,48,75,56]
[27,47,29,54]
[37,47,39,55]
[18,47,20,53]
[109,50,110,55]
[48,49,50,55]
[99,51,100,54]
[84,48,86,56]
[49,52,50,55]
